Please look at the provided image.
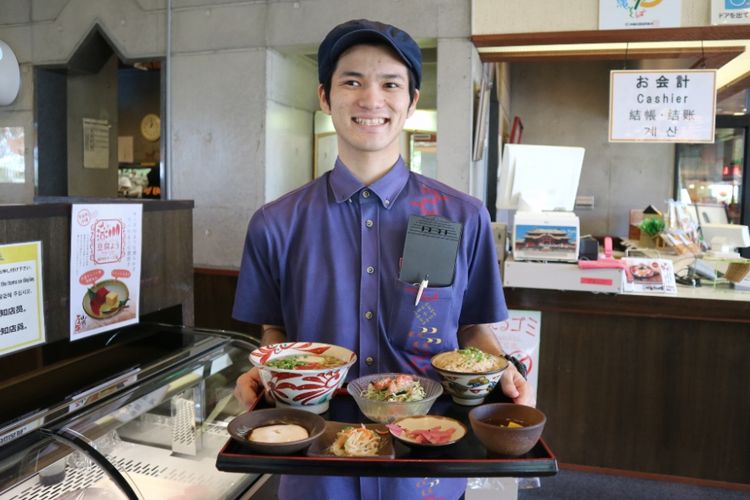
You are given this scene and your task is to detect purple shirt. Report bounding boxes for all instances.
[234,157,508,500]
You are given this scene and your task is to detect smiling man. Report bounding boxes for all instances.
[233,19,530,500]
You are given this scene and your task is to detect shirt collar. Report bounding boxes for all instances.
[328,156,410,210]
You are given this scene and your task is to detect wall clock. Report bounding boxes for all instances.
[140,113,161,141]
[0,40,21,105]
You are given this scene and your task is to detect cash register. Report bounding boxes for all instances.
[498,144,624,293]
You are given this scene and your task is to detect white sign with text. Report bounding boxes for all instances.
[0,242,45,356]
[609,70,716,143]
[712,0,750,24]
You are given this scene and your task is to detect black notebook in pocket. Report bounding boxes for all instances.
[398,215,462,287]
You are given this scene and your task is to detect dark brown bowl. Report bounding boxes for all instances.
[468,403,546,457]
[228,408,326,455]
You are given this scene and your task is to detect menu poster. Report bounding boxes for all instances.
[622,258,677,294]
[490,310,541,405]
[70,204,142,341]
[0,241,45,356]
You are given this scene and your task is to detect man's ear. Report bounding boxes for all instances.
[407,89,420,118]
[318,84,331,114]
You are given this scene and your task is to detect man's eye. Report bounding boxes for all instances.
[343,80,361,87]
[384,82,401,89]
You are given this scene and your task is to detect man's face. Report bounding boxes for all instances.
[319,44,419,163]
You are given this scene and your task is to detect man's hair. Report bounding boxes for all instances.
[321,42,418,108]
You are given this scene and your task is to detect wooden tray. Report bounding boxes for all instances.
[216,388,558,477]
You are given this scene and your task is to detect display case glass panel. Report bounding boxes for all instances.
[0,329,259,500]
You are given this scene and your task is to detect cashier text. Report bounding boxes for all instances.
[634,74,691,104]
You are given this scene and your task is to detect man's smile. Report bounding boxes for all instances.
[352,117,389,126]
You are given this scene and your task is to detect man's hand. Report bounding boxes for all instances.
[234,366,265,410]
[234,324,286,410]
[499,363,534,406]
[458,323,535,406]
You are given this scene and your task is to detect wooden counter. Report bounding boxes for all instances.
[504,286,750,484]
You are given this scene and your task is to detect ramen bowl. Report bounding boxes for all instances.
[431,348,508,406]
[347,373,443,423]
[249,342,357,414]
[468,403,546,456]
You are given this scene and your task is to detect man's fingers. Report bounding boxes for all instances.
[234,368,262,409]
[500,367,520,399]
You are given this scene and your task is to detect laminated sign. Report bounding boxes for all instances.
[609,70,716,143]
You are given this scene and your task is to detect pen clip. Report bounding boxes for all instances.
[415,274,430,306]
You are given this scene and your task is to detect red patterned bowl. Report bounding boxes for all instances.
[249,342,357,414]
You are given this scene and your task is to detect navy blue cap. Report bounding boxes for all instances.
[317,19,422,89]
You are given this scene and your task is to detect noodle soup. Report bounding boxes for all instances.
[265,354,346,370]
[430,348,508,406]
[431,347,505,373]
[249,342,357,414]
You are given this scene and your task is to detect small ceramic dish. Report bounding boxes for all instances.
[468,403,546,457]
[387,415,467,448]
[227,408,326,455]
[307,421,394,458]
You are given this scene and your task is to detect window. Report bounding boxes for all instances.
[0,127,24,183]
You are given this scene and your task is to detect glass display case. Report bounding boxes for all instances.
[0,325,261,500]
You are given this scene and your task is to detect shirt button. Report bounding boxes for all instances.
[366,219,374,228]
[366,266,375,274]
[384,199,390,206]
[365,356,375,366]
[362,190,370,199]
[364,311,373,320]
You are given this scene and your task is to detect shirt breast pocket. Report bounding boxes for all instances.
[386,277,460,361]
